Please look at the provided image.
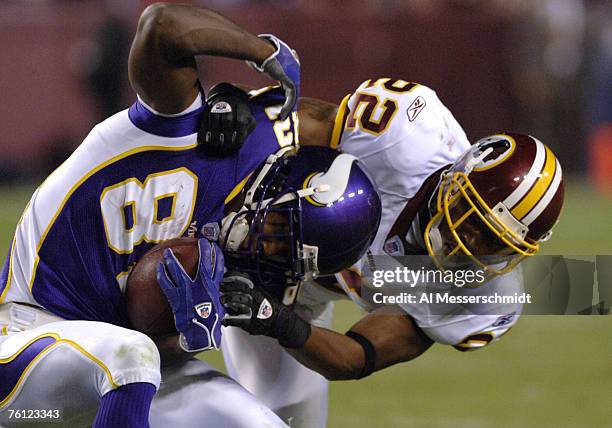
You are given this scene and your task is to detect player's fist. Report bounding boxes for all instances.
[157,239,225,352]
[247,34,300,121]
[198,83,256,157]
[220,273,311,348]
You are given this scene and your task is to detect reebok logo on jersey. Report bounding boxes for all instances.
[492,312,516,327]
[407,96,426,122]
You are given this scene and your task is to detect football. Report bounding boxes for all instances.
[125,237,200,336]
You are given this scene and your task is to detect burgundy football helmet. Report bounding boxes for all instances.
[424,133,564,277]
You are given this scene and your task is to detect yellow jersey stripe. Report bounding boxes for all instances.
[0,197,33,303]
[329,94,351,149]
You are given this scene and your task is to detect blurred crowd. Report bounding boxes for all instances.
[0,0,610,191]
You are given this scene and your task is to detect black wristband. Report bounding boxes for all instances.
[275,307,312,349]
[345,330,376,379]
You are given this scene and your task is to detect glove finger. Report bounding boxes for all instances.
[210,130,225,151]
[156,261,174,290]
[279,81,296,121]
[222,317,239,327]
[223,301,252,317]
[197,239,215,280]
[220,275,254,293]
[220,292,251,307]
[220,280,246,293]
[162,248,190,285]
[211,243,225,285]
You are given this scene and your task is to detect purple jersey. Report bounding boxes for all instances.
[0,87,297,325]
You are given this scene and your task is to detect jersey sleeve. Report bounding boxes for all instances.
[331,78,471,199]
[233,86,299,180]
[407,267,524,351]
[451,316,517,352]
[220,86,300,206]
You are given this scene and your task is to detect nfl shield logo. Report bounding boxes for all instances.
[195,302,212,319]
[383,235,404,256]
[257,299,273,320]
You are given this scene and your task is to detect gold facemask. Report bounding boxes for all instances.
[424,171,539,281]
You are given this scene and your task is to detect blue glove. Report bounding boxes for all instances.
[156,239,225,352]
[247,34,300,121]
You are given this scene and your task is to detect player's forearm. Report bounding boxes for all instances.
[137,3,274,66]
[286,326,366,381]
[298,97,339,147]
[152,334,193,368]
[288,309,434,380]
[130,3,275,113]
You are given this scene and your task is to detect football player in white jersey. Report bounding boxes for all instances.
[220,78,565,427]
[0,3,304,427]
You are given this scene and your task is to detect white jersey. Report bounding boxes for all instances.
[329,78,521,350]
[331,78,471,255]
[221,80,521,427]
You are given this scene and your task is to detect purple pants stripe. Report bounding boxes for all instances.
[0,335,57,403]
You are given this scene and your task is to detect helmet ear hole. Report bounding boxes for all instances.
[538,230,553,242]
[220,212,250,251]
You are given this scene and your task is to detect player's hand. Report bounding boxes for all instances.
[247,34,300,121]
[198,83,256,157]
[157,239,225,352]
[220,273,311,348]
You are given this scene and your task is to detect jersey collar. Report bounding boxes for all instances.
[128,94,206,138]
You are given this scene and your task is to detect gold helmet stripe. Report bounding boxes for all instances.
[503,137,546,208]
[522,159,562,226]
[511,145,557,220]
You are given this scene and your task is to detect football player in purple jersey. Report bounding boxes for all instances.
[0,3,304,427]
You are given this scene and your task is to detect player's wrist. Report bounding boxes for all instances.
[254,37,277,66]
[275,306,311,349]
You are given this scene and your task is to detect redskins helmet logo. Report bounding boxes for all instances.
[473,135,516,172]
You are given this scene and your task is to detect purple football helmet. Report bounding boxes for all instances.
[219,146,381,299]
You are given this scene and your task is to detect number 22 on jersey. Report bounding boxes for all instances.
[345,78,418,135]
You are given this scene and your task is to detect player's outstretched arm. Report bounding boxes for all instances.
[297,97,339,147]
[129,3,276,114]
[288,307,433,380]
[221,274,433,380]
